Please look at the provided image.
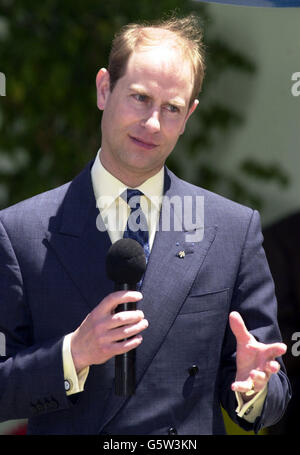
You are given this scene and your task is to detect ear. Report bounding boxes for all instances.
[179,99,199,135]
[96,68,111,111]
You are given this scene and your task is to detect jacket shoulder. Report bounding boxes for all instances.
[0,160,94,234]
[0,182,71,238]
[167,168,255,222]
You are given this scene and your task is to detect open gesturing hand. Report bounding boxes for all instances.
[229,311,286,401]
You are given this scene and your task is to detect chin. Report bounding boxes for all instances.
[123,153,156,169]
[124,159,161,177]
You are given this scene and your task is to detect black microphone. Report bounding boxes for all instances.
[106,238,146,396]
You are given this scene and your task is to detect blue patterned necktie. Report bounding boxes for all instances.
[122,189,150,265]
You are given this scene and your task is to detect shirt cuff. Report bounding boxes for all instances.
[62,333,89,395]
[235,384,268,423]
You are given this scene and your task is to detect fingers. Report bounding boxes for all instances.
[109,308,146,330]
[229,311,253,345]
[253,343,287,371]
[92,315,148,362]
[109,334,144,357]
[250,370,268,391]
[232,361,281,395]
[231,377,255,394]
[263,342,287,360]
[109,314,149,342]
[99,290,143,315]
[71,290,147,371]
[91,291,148,344]
[265,360,281,375]
[232,371,267,394]
[229,311,287,361]
[96,291,148,341]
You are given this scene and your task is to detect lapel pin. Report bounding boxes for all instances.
[177,250,185,259]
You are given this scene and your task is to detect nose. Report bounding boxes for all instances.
[142,109,160,133]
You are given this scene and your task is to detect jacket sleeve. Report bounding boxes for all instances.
[0,218,73,421]
[219,209,292,433]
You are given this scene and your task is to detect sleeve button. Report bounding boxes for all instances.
[64,379,72,391]
[244,405,254,416]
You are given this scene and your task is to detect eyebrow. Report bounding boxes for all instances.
[129,84,187,108]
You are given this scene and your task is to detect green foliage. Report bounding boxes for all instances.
[0,0,289,209]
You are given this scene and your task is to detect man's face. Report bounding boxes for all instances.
[96,42,198,186]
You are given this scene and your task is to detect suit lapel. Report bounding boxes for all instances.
[44,161,113,312]
[99,168,218,430]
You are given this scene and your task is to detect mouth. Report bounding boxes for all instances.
[129,135,158,150]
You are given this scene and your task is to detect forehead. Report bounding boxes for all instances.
[122,39,194,100]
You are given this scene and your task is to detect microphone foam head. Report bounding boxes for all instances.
[106,238,146,284]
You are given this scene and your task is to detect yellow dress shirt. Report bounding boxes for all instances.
[62,149,267,425]
[92,149,164,248]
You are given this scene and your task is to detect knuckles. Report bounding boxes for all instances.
[112,310,144,325]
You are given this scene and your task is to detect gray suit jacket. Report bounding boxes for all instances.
[0,161,291,434]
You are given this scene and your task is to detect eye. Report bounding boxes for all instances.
[165,104,179,113]
[133,93,148,103]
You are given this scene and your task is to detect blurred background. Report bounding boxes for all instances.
[0,0,299,435]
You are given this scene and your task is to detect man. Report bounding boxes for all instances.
[0,14,290,434]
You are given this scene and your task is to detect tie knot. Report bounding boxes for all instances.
[122,189,144,208]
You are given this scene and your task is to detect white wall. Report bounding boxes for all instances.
[202,3,300,227]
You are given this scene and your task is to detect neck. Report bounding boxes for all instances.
[99,153,162,188]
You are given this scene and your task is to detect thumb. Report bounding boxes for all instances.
[229,311,252,345]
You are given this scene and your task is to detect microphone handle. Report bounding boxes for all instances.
[114,283,137,396]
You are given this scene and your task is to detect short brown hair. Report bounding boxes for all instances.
[107,14,206,107]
